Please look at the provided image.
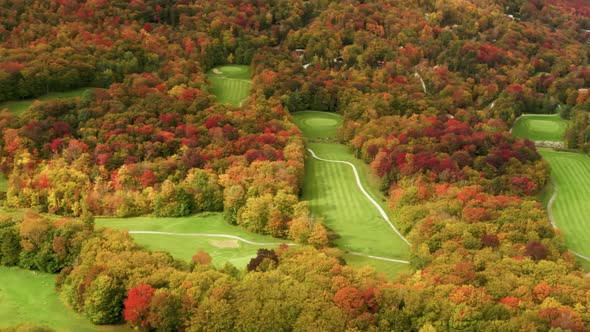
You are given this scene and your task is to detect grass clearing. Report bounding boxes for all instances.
[512,114,569,142]
[207,65,251,106]
[293,111,342,140]
[0,88,93,116]
[95,213,287,268]
[537,149,590,261]
[292,111,410,278]
[0,266,125,332]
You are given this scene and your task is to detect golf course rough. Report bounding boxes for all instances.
[206,65,251,106]
[292,111,411,272]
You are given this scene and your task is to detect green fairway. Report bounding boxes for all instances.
[0,266,124,332]
[95,213,288,268]
[292,111,411,277]
[538,149,590,261]
[512,114,569,142]
[0,88,93,116]
[207,65,251,106]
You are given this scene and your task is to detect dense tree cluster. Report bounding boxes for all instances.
[343,113,549,194]
[0,209,588,331]
[0,0,325,102]
[0,0,332,244]
[563,87,590,150]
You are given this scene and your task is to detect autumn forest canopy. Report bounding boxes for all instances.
[1,0,590,331]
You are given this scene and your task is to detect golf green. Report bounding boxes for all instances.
[293,111,342,139]
[207,65,251,106]
[512,114,569,142]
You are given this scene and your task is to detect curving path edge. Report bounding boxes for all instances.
[545,178,590,263]
[509,112,590,263]
[414,72,427,94]
[306,148,411,246]
[129,230,411,264]
[128,230,296,246]
[347,252,410,264]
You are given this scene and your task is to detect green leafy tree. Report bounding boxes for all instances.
[83,274,126,325]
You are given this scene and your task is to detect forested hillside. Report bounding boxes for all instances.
[1,0,589,330]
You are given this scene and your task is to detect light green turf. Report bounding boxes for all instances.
[512,114,569,142]
[207,65,251,106]
[343,254,411,277]
[95,213,288,268]
[0,88,93,116]
[292,111,410,277]
[538,149,590,261]
[0,173,7,192]
[0,266,125,332]
[293,111,342,140]
[300,143,411,260]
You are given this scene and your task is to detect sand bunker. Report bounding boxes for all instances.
[209,239,239,248]
[212,68,223,74]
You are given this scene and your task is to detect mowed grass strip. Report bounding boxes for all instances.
[538,148,590,259]
[292,111,410,264]
[207,65,251,106]
[303,143,410,260]
[0,266,124,332]
[512,114,569,142]
[95,213,287,268]
[0,87,93,116]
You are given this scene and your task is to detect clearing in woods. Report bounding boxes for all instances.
[0,266,125,331]
[0,87,94,116]
[206,65,251,106]
[95,213,287,268]
[292,111,411,277]
[511,114,569,142]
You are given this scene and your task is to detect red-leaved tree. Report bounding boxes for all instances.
[124,284,155,328]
